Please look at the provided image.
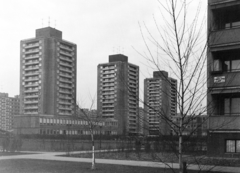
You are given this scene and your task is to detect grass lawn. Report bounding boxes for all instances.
[0,159,214,173]
[68,151,240,167]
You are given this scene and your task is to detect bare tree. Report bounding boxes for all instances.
[78,96,102,170]
[137,0,208,172]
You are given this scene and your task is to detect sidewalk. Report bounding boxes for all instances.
[0,151,239,173]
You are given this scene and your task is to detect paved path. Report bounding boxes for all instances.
[0,151,239,173]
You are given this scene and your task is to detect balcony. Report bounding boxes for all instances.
[59,62,72,68]
[59,73,72,78]
[210,28,240,47]
[25,55,39,60]
[25,66,39,71]
[25,43,39,48]
[60,67,72,73]
[102,87,114,91]
[209,115,240,130]
[102,70,115,74]
[209,72,240,88]
[59,106,72,110]
[24,94,38,98]
[102,100,114,103]
[59,101,71,105]
[59,95,72,99]
[25,71,39,77]
[24,100,38,104]
[102,79,115,83]
[25,60,39,65]
[25,83,39,87]
[25,49,39,54]
[59,84,72,89]
[102,66,115,70]
[25,77,38,81]
[102,75,115,79]
[102,92,114,95]
[59,89,71,94]
[59,50,72,57]
[24,106,38,110]
[59,78,72,84]
[60,44,72,51]
[24,89,38,93]
[102,104,114,108]
[59,56,72,62]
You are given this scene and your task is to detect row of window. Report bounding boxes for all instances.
[40,129,117,135]
[39,118,109,126]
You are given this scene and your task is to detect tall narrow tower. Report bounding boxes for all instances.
[97,54,139,136]
[144,71,177,136]
[20,27,77,117]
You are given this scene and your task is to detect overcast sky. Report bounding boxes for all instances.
[0,0,207,108]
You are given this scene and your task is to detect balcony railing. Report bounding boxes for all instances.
[210,27,240,47]
[25,49,39,54]
[25,55,39,60]
[25,43,39,48]
[59,56,72,62]
[59,50,72,57]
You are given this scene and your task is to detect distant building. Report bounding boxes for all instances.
[144,71,177,136]
[208,0,240,155]
[97,54,139,136]
[0,93,20,131]
[76,108,97,119]
[171,114,208,137]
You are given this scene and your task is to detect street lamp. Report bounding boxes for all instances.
[66,123,72,156]
[99,122,102,149]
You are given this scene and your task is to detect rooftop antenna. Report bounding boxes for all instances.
[112,47,115,53]
[48,17,50,27]
[54,20,56,28]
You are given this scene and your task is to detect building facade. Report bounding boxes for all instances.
[208,0,240,155]
[0,93,20,131]
[144,71,177,136]
[97,54,139,136]
[171,114,208,137]
[20,27,77,116]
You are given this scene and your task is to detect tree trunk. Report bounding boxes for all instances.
[91,133,95,170]
[179,134,183,173]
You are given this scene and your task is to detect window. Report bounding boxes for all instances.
[226,140,240,153]
[223,59,240,72]
[224,97,240,116]
[212,5,240,30]
[213,50,240,73]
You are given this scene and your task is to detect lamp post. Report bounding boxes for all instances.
[66,123,72,156]
[99,123,102,149]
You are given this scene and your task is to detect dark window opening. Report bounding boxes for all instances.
[213,94,240,116]
[212,5,240,30]
[212,49,240,72]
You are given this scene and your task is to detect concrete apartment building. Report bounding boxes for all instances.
[0,93,20,132]
[97,54,139,136]
[19,27,77,116]
[144,71,177,136]
[14,27,77,134]
[208,0,240,155]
